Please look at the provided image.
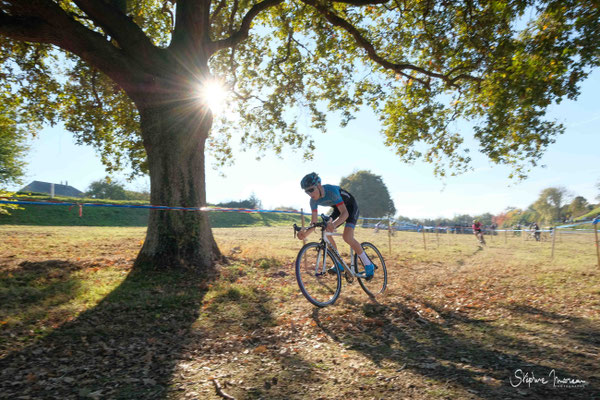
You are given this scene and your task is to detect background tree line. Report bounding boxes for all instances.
[394,186,599,228]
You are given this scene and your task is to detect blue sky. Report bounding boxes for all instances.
[12,70,600,220]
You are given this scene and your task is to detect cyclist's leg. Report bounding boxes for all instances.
[341,200,363,255]
[343,226,374,277]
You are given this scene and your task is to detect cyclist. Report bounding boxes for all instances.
[472,219,486,245]
[296,172,374,279]
[530,222,540,241]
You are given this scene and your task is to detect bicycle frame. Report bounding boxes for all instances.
[316,230,360,278]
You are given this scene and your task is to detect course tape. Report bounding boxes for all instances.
[555,220,596,229]
[3,199,599,227]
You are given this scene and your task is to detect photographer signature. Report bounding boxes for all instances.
[510,369,588,388]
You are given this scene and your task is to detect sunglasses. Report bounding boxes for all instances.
[305,187,317,194]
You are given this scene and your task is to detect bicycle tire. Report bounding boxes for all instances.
[354,242,387,297]
[295,242,342,307]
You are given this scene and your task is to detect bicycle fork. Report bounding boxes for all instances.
[314,245,328,277]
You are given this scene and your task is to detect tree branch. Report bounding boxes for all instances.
[332,0,389,5]
[72,0,158,63]
[0,5,58,43]
[211,378,237,400]
[208,0,284,54]
[301,0,480,88]
[210,0,227,25]
[0,1,143,92]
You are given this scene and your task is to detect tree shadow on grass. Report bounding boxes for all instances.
[504,303,600,350]
[0,260,85,341]
[177,281,319,400]
[311,298,599,400]
[0,265,211,399]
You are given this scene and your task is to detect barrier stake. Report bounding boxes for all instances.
[551,226,557,259]
[388,218,392,257]
[301,209,306,269]
[301,208,306,246]
[436,228,439,249]
[422,226,427,251]
[594,222,600,268]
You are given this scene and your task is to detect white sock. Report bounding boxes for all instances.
[358,251,371,265]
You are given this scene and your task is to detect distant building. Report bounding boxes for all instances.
[19,181,84,198]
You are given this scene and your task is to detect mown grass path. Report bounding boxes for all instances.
[1,225,598,399]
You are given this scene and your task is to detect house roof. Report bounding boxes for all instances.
[19,181,84,198]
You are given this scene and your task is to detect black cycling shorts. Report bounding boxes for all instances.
[330,189,359,228]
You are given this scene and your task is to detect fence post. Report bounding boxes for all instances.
[301,208,306,245]
[388,218,392,257]
[504,229,508,245]
[551,226,557,259]
[422,225,427,251]
[594,220,600,268]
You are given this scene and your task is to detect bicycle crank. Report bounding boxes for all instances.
[344,271,354,284]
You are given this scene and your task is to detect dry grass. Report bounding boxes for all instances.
[1,225,599,399]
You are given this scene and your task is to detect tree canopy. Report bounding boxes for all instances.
[1,1,599,178]
[532,186,570,224]
[340,170,395,218]
[567,195,591,218]
[85,179,128,200]
[0,104,28,188]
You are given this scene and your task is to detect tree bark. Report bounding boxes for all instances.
[133,90,222,272]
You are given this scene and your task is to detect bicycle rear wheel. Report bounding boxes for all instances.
[295,242,342,307]
[354,242,387,297]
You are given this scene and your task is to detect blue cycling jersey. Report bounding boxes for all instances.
[309,184,344,212]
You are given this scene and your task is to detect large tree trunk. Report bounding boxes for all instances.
[133,92,222,272]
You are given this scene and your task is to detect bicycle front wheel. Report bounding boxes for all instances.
[354,242,387,297]
[295,242,341,307]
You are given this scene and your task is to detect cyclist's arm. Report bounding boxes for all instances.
[297,210,318,240]
[331,203,349,229]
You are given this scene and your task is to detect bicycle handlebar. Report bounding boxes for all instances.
[293,214,331,238]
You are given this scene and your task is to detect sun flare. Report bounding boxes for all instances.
[199,79,227,114]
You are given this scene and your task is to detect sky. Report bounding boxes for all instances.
[10,69,600,220]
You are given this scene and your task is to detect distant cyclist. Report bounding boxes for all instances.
[530,222,541,241]
[472,219,486,245]
[296,172,374,279]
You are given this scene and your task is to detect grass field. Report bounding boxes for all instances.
[1,225,599,399]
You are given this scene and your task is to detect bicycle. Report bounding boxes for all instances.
[474,230,486,245]
[293,215,387,307]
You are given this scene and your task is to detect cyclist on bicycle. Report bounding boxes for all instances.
[530,222,541,241]
[296,172,374,279]
[472,219,486,245]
